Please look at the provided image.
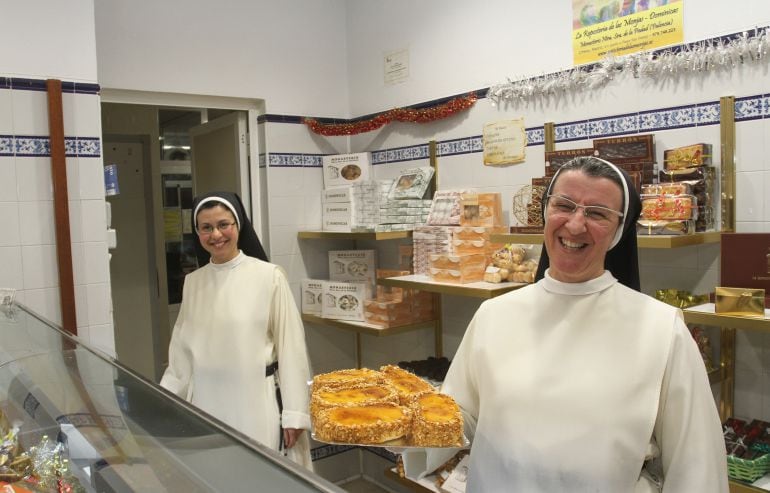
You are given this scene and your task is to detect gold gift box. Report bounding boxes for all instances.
[715,287,766,318]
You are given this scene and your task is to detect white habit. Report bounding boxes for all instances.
[161,252,313,469]
[406,270,727,492]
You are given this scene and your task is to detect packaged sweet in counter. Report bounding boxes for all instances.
[663,143,712,170]
[640,194,698,221]
[388,167,435,200]
[658,165,716,186]
[593,134,655,164]
[641,182,692,196]
[427,190,470,225]
[636,219,695,236]
[460,192,504,228]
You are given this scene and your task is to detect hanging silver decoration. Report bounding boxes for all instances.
[488,26,770,107]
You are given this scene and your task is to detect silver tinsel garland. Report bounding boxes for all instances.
[488,27,770,106]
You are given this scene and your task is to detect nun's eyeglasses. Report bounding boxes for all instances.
[546,195,623,224]
[197,221,236,235]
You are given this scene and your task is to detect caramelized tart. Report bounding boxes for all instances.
[380,365,434,404]
[311,368,384,392]
[409,392,464,447]
[314,403,413,444]
[310,383,399,421]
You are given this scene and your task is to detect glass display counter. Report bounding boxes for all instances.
[0,302,344,492]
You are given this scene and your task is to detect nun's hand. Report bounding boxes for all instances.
[283,428,303,449]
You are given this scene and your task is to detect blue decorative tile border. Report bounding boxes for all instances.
[268,92,770,168]
[0,77,99,95]
[267,152,323,168]
[0,135,101,157]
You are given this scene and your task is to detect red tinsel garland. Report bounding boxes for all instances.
[303,92,478,136]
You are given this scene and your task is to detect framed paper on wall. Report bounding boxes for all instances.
[482,118,526,166]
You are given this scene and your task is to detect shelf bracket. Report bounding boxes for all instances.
[719,327,736,421]
[544,122,555,153]
[720,95,736,232]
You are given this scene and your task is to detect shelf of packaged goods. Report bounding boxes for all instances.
[379,275,525,299]
[729,480,768,493]
[297,230,412,241]
[683,304,770,333]
[490,231,722,249]
[301,314,436,337]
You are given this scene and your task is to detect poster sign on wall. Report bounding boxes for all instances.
[384,48,409,85]
[572,0,683,65]
[482,119,526,166]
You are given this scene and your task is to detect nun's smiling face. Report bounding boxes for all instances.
[543,170,623,283]
[196,205,240,264]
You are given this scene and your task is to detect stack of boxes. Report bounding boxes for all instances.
[376,167,435,232]
[302,252,435,328]
[363,269,434,327]
[321,152,378,232]
[413,191,506,284]
[302,250,376,322]
[529,137,716,236]
[658,144,717,233]
[322,181,384,232]
[524,134,659,233]
[641,143,715,234]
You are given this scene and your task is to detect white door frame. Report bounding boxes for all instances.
[100,89,265,234]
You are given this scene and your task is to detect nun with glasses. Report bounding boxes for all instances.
[404,157,727,492]
[160,191,313,470]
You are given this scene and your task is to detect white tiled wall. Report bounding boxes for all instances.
[0,81,113,355]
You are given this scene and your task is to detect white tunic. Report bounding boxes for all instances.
[409,271,727,492]
[160,252,313,469]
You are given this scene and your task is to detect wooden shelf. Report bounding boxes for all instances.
[490,231,721,249]
[379,274,525,299]
[683,304,770,333]
[730,480,768,493]
[637,231,722,248]
[297,230,412,240]
[301,314,435,336]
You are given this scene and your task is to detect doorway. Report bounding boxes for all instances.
[100,95,264,381]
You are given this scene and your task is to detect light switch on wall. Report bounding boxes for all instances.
[105,201,112,228]
[107,228,117,249]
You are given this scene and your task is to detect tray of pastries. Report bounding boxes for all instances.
[310,365,468,449]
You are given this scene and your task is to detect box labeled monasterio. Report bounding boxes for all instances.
[321,281,366,321]
[301,279,324,316]
[329,250,377,295]
[720,233,770,308]
[322,152,372,188]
